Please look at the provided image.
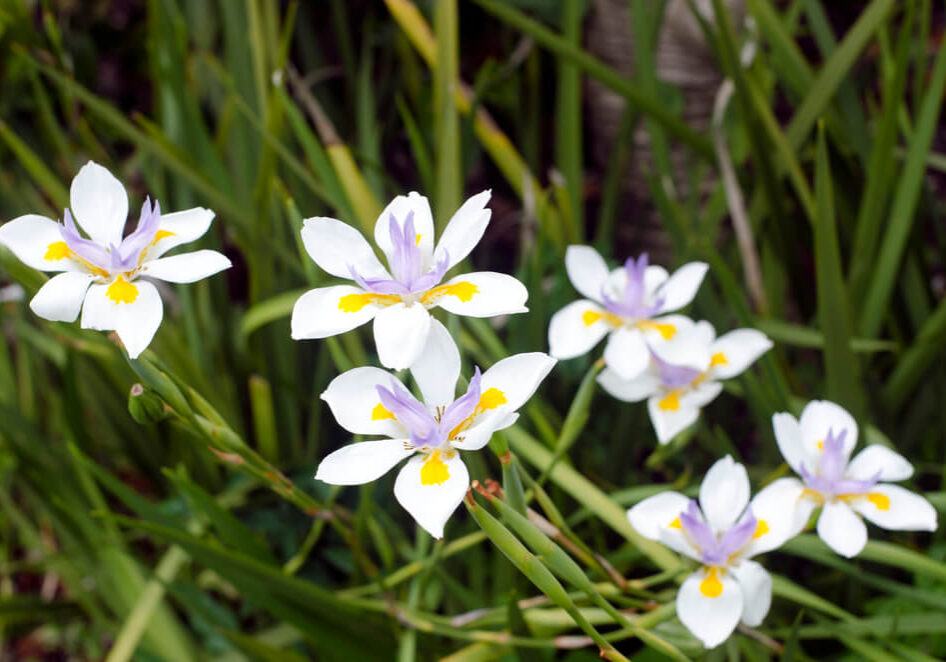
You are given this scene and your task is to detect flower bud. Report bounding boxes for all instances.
[128,383,171,424]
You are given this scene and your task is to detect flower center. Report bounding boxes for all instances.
[54,197,167,282]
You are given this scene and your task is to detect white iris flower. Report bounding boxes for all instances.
[598,321,772,443]
[629,456,796,649]
[549,245,708,381]
[316,320,555,538]
[291,191,529,370]
[762,400,938,558]
[0,161,231,358]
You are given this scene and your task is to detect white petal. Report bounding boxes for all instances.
[148,207,215,259]
[708,329,773,380]
[315,439,415,485]
[80,283,115,331]
[290,285,382,340]
[742,478,810,558]
[603,327,649,380]
[628,492,703,561]
[29,272,94,322]
[548,300,611,359]
[800,400,858,462]
[699,456,750,533]
[428,272,528,318]
[564,245,609,302]
[677,568,743,649]
[655,261,708,313]
[321,366,410,437]
[81,280,163,359]
[597,367,661,402]
[452,411,517,451]
[434,190,491,269]
[643,265,669,297]
[410,318,460,409]
[647,394,701,445]
[375,192,435,263]
[394,451,469,539]
[478,352,556,416]
[647,316,709,370]
[845,445,914,482]
[772,412,809,475]
[656,525,703,561]
[731,560,772,627]
[373,303,431,370]
[847,484,937,532]
[301,217,389,280]
[627,491,691,541]
[684,381,724,409]
[817,500,867,558]
[115,280,163,359]
[142,250,231,283]
[0,215,86,273]
[69,161,128,247]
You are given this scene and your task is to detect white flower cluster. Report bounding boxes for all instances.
[630,404,938,649]
[1,167,938,652]
[550,245,772,444]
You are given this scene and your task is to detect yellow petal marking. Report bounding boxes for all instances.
[816,439,824,450]
[867,493,890,510]
[415,234,422,246]
[338,292,400,313]
[449,388,507,439]
[582,310,602,326]
[154,229,176,241]
[638,320,677,339]
[478,387,507,411]
[658,390,681,412]
[753,520,769,538]
[582,309,622,327]
[699,567,724,598]
[420,449,450,486]
[44,241,72,261]
[422,281,479,305]
[800,488,824,505]
[668,516,682,529]
[106,276,139,305]
[710,352,728,367]
[371,403,396,421]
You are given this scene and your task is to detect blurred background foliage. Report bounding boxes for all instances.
[0,0,944,659]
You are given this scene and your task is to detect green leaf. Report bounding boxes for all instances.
[860,22,946,337]
[165,467,275,565]
[109,514,394,660]
[814,122,864,416]
[240,289,307,338]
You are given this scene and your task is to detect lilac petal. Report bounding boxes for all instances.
[116,197,161,267]
[376,381,440,447]
[622,254,647,311]
[349,266,412,296]
[600,253,666,319]
[717,510,758,558]
[439,367,482,433]
[389,210,425,286]
[409,249,449,293]
[818,428,848,482]
[653,352,702,388]
[679,500,718,555]
[60,209,112,271]
[832,475,882,495]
